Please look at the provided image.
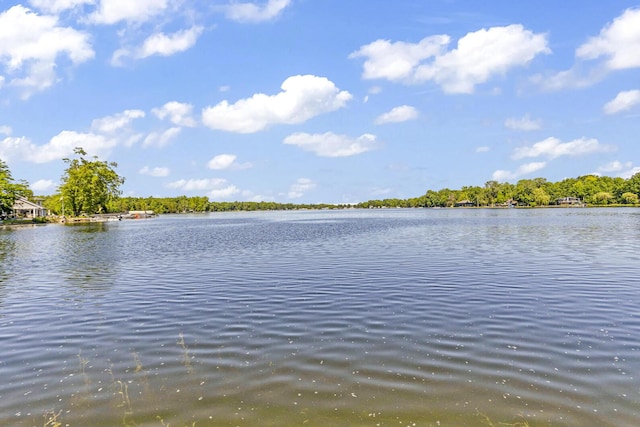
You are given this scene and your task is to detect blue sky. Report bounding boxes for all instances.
[1,0,639,204]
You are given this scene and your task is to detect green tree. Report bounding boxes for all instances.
[0,159,30,215]
[590,191,613,205]
[59,148,125,216]
[621,192,639,205]
[532,187,551,206]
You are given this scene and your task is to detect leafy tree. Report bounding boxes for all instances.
[532,187,551,206]
[621,192,639,205]
[59,148,125,216]
[590,191,613,205]
[0,159,30,215]
[623,173,640,196]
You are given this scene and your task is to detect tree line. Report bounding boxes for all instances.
[3,148,640,219]
[357,175,640,209]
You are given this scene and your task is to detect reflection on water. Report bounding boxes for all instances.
[1,208,639,426]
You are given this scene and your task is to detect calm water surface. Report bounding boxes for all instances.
[1,208,639,426]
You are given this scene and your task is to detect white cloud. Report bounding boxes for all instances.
[597,160,632,173]
[167,177,239,199]
[619,166,640,179]
[91,109,145,133]
[142,127,181,148]
[152,101,197,127]
[288,178,315,199]
[207,154,236,170]
[283,132,379,157]
[0,136,33,161]
[476,146,490,153]
[536,8,640,91]
[30,179,56,192]
[139,166,170,177]
[0,126,11,136]
[532,67,606,91]
[224,0,292,23]
[374,105,418,124]
[1,110,146,164]
[202,75,352,133]
[137,26,203,58]
[207,154,252,170]
[22,130,117,163]
[350,35,449,83]
[0,5,94,97]
[209,185,240,199]
[512,137,614,160]
[492,161,547,181]
[504,114,541,131]
[111,27,204,66]
[167,178,228,191]
[29,0,93,14]
[576,8,640,70]
[87,0,169,24]
[350,24,549,93]
[603,89,640,114]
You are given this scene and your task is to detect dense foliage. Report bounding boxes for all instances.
[0,158,31,216]
[56,148,125,216]
[37,172,640,215]
[357,174,640,208]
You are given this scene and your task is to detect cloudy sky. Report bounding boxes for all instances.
[1,1,639,203]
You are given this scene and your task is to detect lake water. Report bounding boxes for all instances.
[1,208,639,426]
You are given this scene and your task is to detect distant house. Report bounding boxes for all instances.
[557,197,584,207]
[12,197,48,218]
[455,199,475,207]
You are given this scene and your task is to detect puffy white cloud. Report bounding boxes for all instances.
[224,0,292,23]
[351,24,549,93]
[512,137,614,160]
[0,5,94,97]
[350,35,449,83]
[603,89,640,114]
[91,109,145,133]
[475,146,490,153]
[374,105,418,124]
[142,127,181,148]
[28,0,93,14]
[34,130,117,163]
[87,0,169,24]
[30,179,56,192]
[137,26,203,58]
[536,8,640,91]
[207,154,252,170]
[283,132,379,157]
[3,130,117,164]
[208,154,236,170]
[504,114,541,131]
[0,136,34,161]
[152,101,197,127]
[288,178,315,199]
[202,75,352,133]
[492,162,547,181]
[576,8,640,70]
[0,126,11,136]
[139,166,170,177]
